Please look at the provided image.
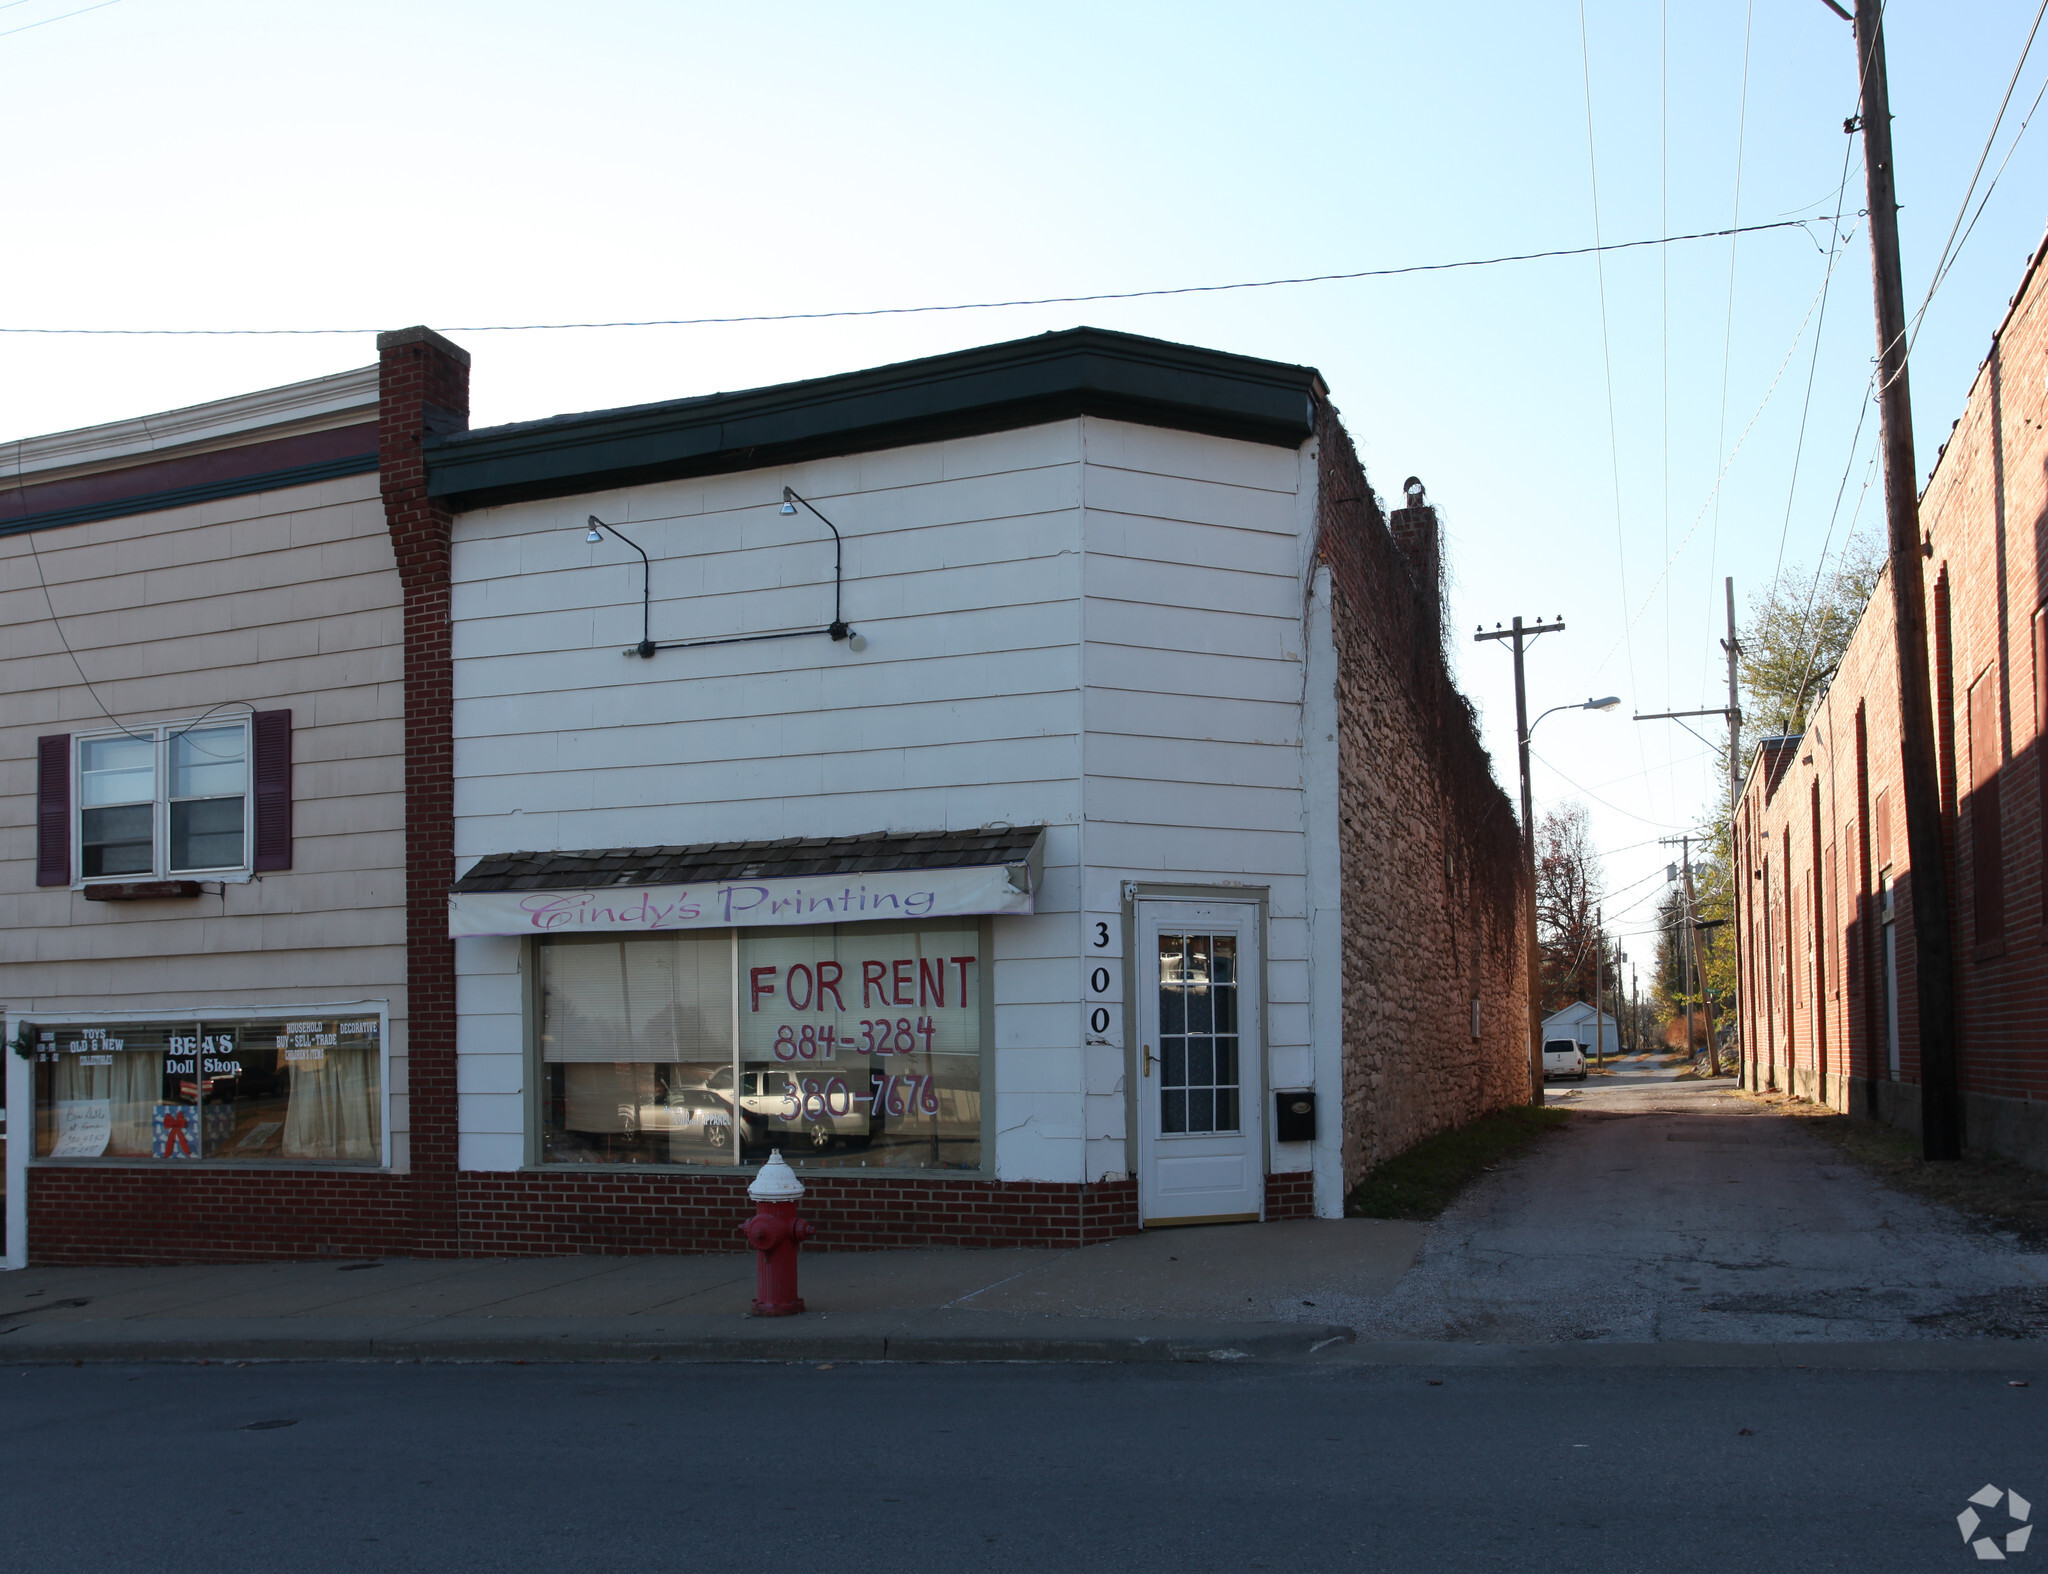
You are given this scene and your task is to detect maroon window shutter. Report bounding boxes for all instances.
[251,709,293,871]
[37,734,71,886]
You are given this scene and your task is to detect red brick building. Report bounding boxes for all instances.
[1737,227,2048,1172]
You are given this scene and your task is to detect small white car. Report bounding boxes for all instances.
[1542,1038,1588,1081]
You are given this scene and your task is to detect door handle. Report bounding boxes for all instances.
[1142,1044,1156,1077]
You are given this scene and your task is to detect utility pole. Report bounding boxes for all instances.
[1474,615,1568,1106]
[1635,578,1745,1079]
[1660,834,1711,1069]
[1593,905,1605,1068]
[1682,838,1713,1074]
[1848,0,1961,1159]
[1722,577,1744,1081]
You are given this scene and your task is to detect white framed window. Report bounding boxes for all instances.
[75,720,251,881]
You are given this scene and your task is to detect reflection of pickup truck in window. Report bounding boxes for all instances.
[634,1086,744,1149]
[703,1066,872,1150]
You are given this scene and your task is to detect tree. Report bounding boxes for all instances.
[1680,536,1877,1047]
[1740,535,1883,741]
[1647,855,1734,1051]
[1535,802,1604,1014]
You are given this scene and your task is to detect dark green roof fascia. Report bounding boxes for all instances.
[425,328,1321,511]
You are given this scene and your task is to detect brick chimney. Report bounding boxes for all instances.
[377,325,469,1250]
[1386,474,1441,635]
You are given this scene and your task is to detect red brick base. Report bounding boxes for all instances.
[25,1168,416,1266]
[1264,1170,1316,1220]
[24,1168,1144,1265]
[28,1168,1343,1263]
[460,1172,1141,1256]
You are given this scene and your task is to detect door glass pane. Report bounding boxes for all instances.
[1156,932,1241,1135]
[170,796,245,871]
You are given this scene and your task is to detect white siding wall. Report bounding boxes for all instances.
[0,473,410,1156]
[1076,421,1328,1200]
[449,416,1332,1196]
[449,424,1088,1173]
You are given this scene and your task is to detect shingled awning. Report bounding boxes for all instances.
[449,827,1046,938]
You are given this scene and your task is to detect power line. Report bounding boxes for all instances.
[1927,69,2048,321]
[1764,8,2047,733]
[1661,0,1673,819]
[1767,132,1862,607]
[1906,0,2048,352]
[0,220,1821,337]
[0,0,123,40]
[1704,0,1757,705]
[1592,229,1858,681]
[1530,749,1693,831]
[1574,0,1657,835]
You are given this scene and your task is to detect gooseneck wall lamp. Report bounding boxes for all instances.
[584,517,657,658]
[580,487,862,659]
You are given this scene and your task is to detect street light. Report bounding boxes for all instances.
[1534,696,1621,729]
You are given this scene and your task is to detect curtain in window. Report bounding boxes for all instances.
[540,934,732,1063]
[282,1047,380,1161]
[52,1053,162,1156]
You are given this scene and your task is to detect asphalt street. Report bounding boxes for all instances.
[4,1358,2041,1574]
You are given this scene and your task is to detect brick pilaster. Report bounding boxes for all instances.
[378,325,470,1255]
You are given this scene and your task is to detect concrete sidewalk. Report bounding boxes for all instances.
[0,1217,1417,1365]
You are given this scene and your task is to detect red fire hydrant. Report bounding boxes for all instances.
[740,1150,815,1316]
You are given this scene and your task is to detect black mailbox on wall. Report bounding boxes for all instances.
[1274,1088,1316,1143]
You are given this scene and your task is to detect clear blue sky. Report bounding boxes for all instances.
[6,0,2044,976]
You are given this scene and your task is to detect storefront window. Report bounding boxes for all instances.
[538,922,984,1171]
[29,1014,382,1163]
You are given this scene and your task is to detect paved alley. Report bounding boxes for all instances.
[1338,1054,2048,1343]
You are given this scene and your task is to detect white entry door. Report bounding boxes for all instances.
[1135,899,1263,1225]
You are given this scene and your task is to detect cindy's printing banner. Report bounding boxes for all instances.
[449,862,1034,938]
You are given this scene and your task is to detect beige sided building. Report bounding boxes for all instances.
[2,367,407,1265]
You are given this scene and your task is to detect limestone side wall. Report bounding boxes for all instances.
[1314,408,1528,1187]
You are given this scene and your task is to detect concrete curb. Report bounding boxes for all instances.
[1,1314,2039,1370]
[0,1314,1359,1365]
[1328,1340,2048,1372]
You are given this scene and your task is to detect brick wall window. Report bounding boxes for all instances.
[36,711,290,887]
